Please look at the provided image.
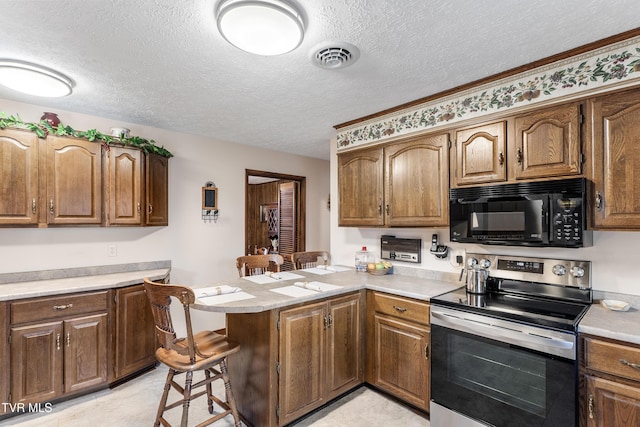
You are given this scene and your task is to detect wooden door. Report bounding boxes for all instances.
[114,284,157,379]
[512,102,582,180]
[278,301,326,425]
[107,146,142,225]
[371,314,430,411]
[64,313,108,393]
[278,181,299,271]
[385,133,449,226]
[338,146,384,226]
[454,120,506,186]
[45,136,102,224]
[0,129,39,225]
[10,321,64,403]
[585,375,640,426]
[325,293,362,399]
[145,153,169,226]
[590,88,640,229]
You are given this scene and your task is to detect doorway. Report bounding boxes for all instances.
[245,169,306,270]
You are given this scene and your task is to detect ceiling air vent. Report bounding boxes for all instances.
[311,42,360,70]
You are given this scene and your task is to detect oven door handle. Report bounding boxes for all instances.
[431,311,575,358]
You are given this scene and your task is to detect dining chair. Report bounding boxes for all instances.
[143,278,241,427]
[236,254,284,277]
[290,251,330,270]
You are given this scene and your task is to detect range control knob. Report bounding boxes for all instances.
[479,258,491,269]
[552,264,567,276]
[570,266,585,278]
[467,257,478,267]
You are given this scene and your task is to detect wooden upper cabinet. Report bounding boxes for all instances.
[338,146,384,226]
[106,146,142,226]
[453,120,506,186]
[0,129,39,225]
[385,133,449,227]
[511,102,582,180]
[45,136,103,225]
[590,87,640,229]
[145,153,169,226]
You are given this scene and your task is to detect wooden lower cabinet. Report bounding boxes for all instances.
[113,284,157,380]
[10,313,108,403]
[366,291,430,411]
[581,334,640,426]
[226,291,364,427]
[0,302,7,415]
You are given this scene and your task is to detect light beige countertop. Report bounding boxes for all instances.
[191,267,461,313]
[0,261,171,301]
[579,292,640,345]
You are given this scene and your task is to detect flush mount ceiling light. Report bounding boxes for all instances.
[0,60,73,97]
[216,0,305,56]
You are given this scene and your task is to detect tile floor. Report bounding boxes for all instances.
[0,367,430,426]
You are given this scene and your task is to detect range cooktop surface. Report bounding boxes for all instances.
[430,287,590,332]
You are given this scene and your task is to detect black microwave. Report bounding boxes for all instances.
[450,178,592,247]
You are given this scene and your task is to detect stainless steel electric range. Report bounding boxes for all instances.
[430,253,592,427]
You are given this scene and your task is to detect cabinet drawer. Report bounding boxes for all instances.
[584,337,640,382]
[371,292,429,325]
[11,291,109,324]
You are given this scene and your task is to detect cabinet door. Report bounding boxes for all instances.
[385,133,449,226]
[590,89,640,229]
[145,153,169,226]
[326,293,362,399]
[114,284,157,379]
[371,313,430,411]
[10,321,64,403]
[278,301,326,425]
[0,129,39,225]
[454,121,506,186]
[512,102,582,180]
[64,313,108,393]
[338,146,384,226]
[585,374,640,426]
[45,136,102,224]
[107,146,142,225]
[0,302,9,413]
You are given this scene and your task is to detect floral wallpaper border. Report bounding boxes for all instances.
[336,35,640,150]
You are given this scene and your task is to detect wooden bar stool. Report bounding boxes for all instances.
[143,278,241,427]
[290,251,330,270]
[235,254,284,277]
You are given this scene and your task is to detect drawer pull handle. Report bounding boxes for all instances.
[393,305,407,313]
[66,332,71,348]
[53,303,73,310]
[588,394,594,419]
[425,344,430,360]
[56,333,61,351]
[620,359,640,369]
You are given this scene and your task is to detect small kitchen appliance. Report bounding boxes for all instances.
[430,253,592,427]
[450,177,592,247]
[380,235,421,263]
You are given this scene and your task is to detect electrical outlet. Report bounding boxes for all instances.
[108,244,117,257]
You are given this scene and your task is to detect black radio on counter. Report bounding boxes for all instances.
[380,236,421,263]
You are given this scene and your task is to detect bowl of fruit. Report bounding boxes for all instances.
[366,261,393,275]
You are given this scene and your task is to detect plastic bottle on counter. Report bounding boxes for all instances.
[355,246,372,272]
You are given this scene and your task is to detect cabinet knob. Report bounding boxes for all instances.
[588,394,595,419]
[148,204,153,214]
[425,344,430,360]
[516,148,523,164]
[32,198,37,214]
[137,202,141,214]
[385,204,390,215]
[498,152,505,166]
[377,204,382,216]
[49,200,54,215]
[56,333,61,351]
[66,331,71,348]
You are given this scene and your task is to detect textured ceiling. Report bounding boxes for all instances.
[1,1,640,160]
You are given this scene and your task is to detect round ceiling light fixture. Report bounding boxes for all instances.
[0,60,73,97]
[216,0,305,56]
[311,42,360,70]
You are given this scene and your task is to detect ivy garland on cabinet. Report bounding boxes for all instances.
[0,112,173,158]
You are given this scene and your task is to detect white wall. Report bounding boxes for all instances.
[329,136,640,297]
[0,99,330,328]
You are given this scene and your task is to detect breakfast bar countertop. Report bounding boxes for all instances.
[191,267,461,313]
